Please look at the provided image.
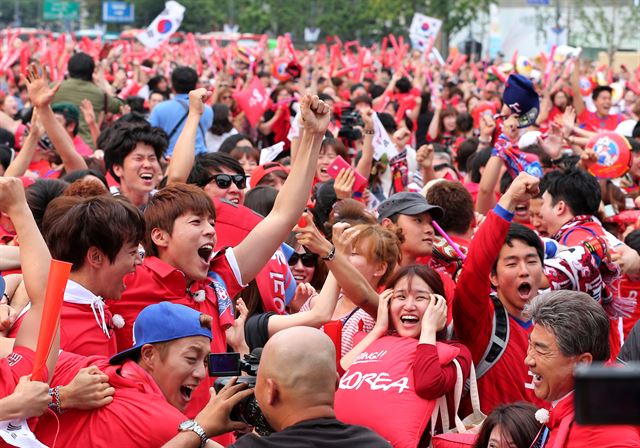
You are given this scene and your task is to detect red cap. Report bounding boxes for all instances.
[250,162,289,189]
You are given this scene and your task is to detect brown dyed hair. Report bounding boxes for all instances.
[426,181,474,235]
[63,179,110,198]
[320,138,349,160]
[143,183,216,257]
[43,195,145,271]
[385,264,444,296]
[351,224,402,286]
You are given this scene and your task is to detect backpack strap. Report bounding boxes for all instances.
[466,294,510,389]
[168,100,206,142]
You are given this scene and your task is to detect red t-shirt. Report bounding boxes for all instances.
[0,346,37,399]
[73,135,93,157]
[108,250,242,419]
[35,352,186,448]
[453,208,544,414]
[578,110,623,132]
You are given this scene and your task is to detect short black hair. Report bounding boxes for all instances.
[456,112,473,133]
[171,66,198,94]
[187,152,245,187]
[61,169,109,189]
[25,179,69,230]
[350,83,365,94]
[126,96,146,114]
[377,112,397,134]
[492,223,544,274]
[542,167,600,216]
[102,122,168,182]
[68,53,95,82]
[218,134,254,154]
[592,85,613,101]
[395,77,412,94]
[456,138,478,173]
[625,229,640,254]
[469,147,492,183]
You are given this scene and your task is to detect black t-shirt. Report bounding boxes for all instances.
[244,312,276,352]
[229,417,392,448]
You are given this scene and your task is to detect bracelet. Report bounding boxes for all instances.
[48,386,64,414]
[322,245,336,261]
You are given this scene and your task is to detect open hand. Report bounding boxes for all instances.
[373,289,392,335]
[24,63,61,109]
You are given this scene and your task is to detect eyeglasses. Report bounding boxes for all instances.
[288,252,317,268]
[206,173,246,189]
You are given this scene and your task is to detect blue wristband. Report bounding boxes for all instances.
[494,204,514,222]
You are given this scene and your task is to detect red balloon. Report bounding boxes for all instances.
[587,131,631,179]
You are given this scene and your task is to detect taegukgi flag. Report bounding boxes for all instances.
[136,1,186,49]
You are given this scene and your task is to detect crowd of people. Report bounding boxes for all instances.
[0,30,640,447]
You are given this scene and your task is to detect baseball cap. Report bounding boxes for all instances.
[503,74,540,128]
[250,162,289,189]
[109,302,212,365]
[377,192,444,222]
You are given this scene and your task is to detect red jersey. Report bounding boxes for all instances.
[453,207,543,414]
[108,250,242,419]
[578,110,623,132]
[60,302,118,358]
[0,347,37,399]
[542,393,640,447]
[35,352,186,448]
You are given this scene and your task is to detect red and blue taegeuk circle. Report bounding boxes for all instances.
[421,22,430,31]
[157,19,173,34]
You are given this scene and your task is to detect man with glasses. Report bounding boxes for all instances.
[188,152,247,205]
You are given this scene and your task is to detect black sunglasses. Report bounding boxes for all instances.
[288,252,317,268]
[206,173,246,189]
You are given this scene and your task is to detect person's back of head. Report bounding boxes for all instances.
[425,180,474,236]
[211,104,233,136]
[243,186,278,217]
[68,52,95,82]
[257,327,337,429]
[468,147,492,183]
[395,77,411,94]
[542,167,601,217]
[25,179,69,231]
[171,66,198,94]
[456,137,479,173]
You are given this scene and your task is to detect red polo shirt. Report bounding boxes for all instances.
[35,352,186,447]
[108,249,243,419]
[59,302,118,358]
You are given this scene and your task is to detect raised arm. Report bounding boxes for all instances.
[24,64,87,173]
[232,94,330,283]
[355,107,375,180]
[570,58,586,116]
[475,154,503,215]
[3,111,44,178]
[0,177,54,376]
[266,272,340,336]
[166,88,211,185]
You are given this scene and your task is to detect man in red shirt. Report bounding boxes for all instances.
[40,195,144,357]
[110,93,332,420]
[35,302,223,448]
[572,72,623,132]
[0,177,54,421]
[525,290,640,447]
[453,172,546,414]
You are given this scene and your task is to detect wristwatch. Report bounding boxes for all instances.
[322,244,336,261]
[178,420,208,448]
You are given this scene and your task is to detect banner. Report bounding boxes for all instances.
[233,76,271,127]
[136,1,185,49]
[372,113,398,160]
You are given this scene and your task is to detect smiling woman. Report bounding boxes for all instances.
[336,264,472,447]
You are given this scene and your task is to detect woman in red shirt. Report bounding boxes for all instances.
[336,264,472,447]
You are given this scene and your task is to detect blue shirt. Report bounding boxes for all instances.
[149,93,213,155]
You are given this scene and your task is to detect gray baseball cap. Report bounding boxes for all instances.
[377,192,444,222]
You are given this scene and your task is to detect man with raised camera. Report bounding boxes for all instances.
[163,326,392,447]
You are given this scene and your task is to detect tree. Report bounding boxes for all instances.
[571,0,640,65]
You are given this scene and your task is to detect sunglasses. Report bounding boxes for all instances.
[206,173,246,189]
[288,252,317,268]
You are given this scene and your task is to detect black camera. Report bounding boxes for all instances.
[575,362,640,425]
[338,106,364,143]
[209,351,274,436]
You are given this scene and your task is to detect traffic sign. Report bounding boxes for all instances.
[102,1,135,23]
[43,0,80,21]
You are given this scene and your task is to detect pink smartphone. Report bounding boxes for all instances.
[326,156,368,192]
